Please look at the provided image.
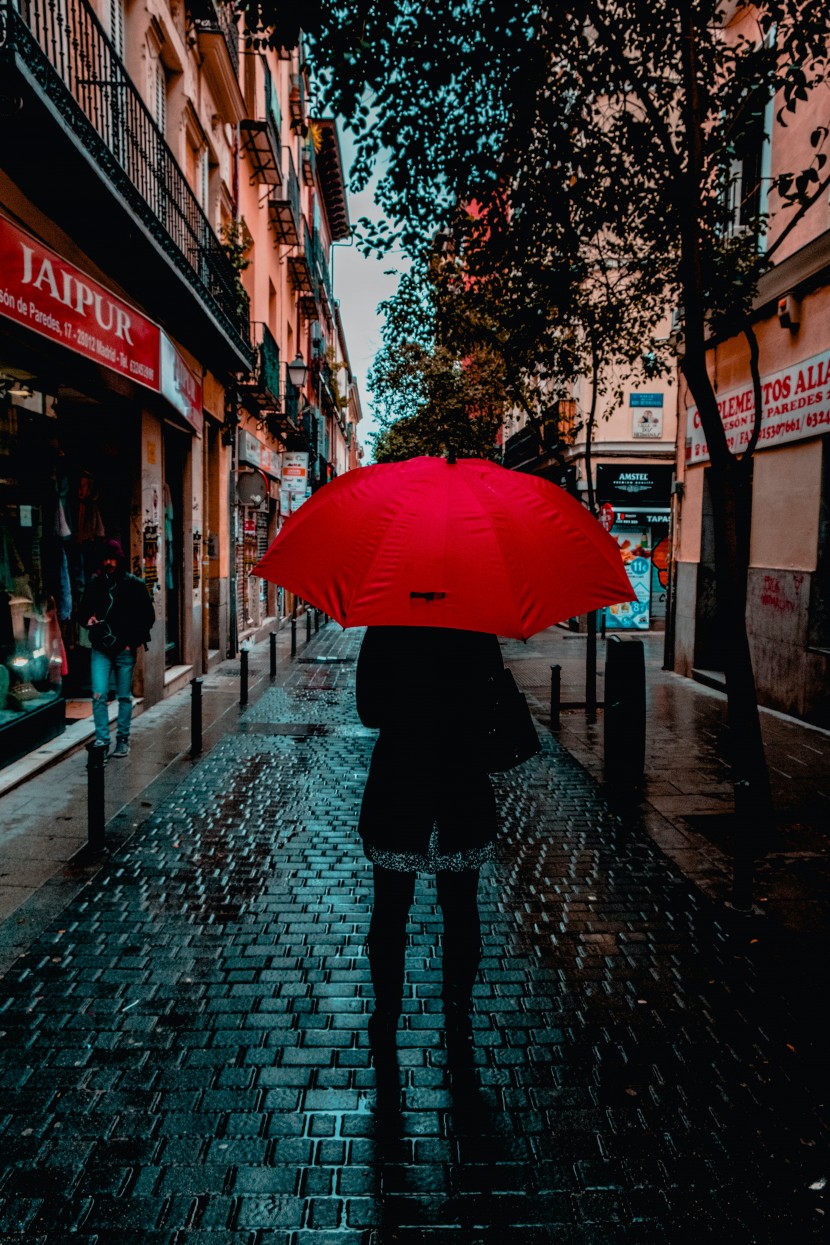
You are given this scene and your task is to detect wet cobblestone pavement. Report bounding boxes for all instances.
[0,626,827,1243]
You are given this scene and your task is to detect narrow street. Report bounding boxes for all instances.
[0,625,826,1242]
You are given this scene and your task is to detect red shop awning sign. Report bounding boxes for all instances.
[0,210,161,391]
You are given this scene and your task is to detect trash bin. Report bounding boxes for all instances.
[603,635,645,784]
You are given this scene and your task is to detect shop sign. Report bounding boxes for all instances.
[283,451,308,490]
[259,446,281,478]
[0,211,161,390]
[160,333,202,435]
[596,464,673,505]
[612,508,671,528]
[606,528,651,631]
[686,347,830,463]
[238,429,262,468]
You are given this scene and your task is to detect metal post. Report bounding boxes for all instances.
[306,610,312,643]
[190,677,203,756]
[586,610,598,723]
[291,617,297,657]
[731,780,756,913]
[600,608,607,640]
[86,741,107,853]
[240,646,249,707]
[314,609,319,634]
[603,636,646,785]
[269,631,277,678]
[550,664,561,731]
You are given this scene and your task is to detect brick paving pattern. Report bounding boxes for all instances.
[0,625,827,1243]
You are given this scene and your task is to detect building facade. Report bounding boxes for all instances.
[0,0,360,769]
[502,360,677,632]
[670,9,830,727]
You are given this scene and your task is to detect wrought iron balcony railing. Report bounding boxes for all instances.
[311,228,333,307]
[268,147,300,245]
[240,323,281,409]
[5,0,250,358]
[301,405,319,457]
[288,217,317,319]
[188,0,239,80]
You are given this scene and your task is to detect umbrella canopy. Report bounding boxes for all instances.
[254,455,634,639]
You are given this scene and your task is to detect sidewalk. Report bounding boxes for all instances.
[0,623,827,1240]
[504,627,830,954]
[0,622,298,976]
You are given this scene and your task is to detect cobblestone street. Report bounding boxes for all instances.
[0,626,827,1243]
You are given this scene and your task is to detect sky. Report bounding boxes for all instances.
[331,130,408,461]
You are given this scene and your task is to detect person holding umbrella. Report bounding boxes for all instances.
[253,454,634,1063]
[355,624,504,1055]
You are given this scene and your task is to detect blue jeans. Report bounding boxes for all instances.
[90,647,136,747]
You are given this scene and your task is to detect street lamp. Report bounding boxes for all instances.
[286,352,308,389]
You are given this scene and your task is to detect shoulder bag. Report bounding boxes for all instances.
[480,668,541,773]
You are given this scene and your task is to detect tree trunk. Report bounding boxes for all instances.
[682,356,772,908]
[677,0,771,908]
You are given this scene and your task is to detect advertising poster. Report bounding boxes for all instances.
[606,528,651,630]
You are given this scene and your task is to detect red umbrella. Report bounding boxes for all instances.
[254,455,634,639]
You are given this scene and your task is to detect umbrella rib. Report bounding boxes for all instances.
[453,466,526,637]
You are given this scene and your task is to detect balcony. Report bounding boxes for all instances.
[268,148,300,245]
[287,219,317,319]
[239,323,281,411]
[187,0,244,121]
[311,229,333,310]
[239,64,282,187]
[502,425,541,471]
[302,131,316,187]
[4,0,251,367]
[301,405,319,457]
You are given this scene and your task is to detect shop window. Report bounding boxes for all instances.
[808,437,830,650]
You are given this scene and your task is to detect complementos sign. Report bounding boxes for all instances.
[686,348,830,463]
[0,211,161,390]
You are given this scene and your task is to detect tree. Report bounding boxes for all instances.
[241,1,830,903]
[368,264,509,462]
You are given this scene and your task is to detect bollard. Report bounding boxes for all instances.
[603,636,645,784]
[314,609,319,634]
[190,677,203,756]
[240,646,249,707]
[86,740,108,853]
[586,610,598,723]
[549,664,561,731]
[306,610,312,643]
[291,617,297,657]
[269,630,277,678]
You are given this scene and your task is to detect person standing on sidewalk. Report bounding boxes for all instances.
[79,539,155,759]
[356,625,503,1058]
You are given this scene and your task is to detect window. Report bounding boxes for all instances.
[199,148,210,213]
[154,58,167,135]
[109,0,125,60]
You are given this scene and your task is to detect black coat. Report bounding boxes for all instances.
[356,626,503,855]
[79,571,155,652]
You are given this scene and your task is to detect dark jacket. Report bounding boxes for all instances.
[356,626,503,856]
[79,570,155,653]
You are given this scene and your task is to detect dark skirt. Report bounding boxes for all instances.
[358,731,498,857]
